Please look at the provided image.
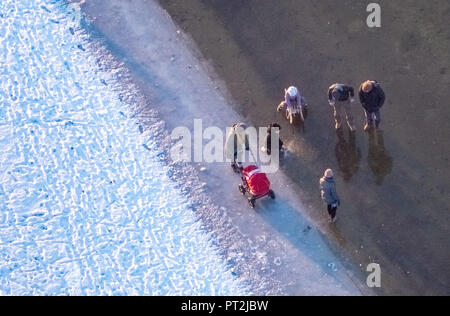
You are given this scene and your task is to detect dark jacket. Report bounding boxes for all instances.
[265,132,283,155]
[328,83,354,102]
[359,81,385,112]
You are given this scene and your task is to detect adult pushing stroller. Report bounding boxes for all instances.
[238,165,275,208]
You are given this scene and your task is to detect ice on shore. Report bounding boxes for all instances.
[0,0,246,295]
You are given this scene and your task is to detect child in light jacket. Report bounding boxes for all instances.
[319,169,340,223]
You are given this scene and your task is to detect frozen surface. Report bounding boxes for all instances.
[78,0,365,295]
[0,0,246,295]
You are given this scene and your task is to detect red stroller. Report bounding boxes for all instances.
[238,165,275,208]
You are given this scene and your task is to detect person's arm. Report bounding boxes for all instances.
[319,180,324,199]
[359,88,366,109]
[328,86,334,104]
[331,184,340,204]
[277,102,285,112]
[300,95,307,107]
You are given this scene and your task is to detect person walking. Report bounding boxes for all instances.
[328,83,356,131]
[319,169,340,223]
[225,122,249,173]
[359,80,386,131]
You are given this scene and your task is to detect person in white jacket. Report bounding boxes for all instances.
[224,122,249,173]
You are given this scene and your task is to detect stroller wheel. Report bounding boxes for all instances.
[268,190,275,199]
[238,184,246,195]
[248,197,256,209]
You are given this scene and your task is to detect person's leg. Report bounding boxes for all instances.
[364,110,374,131]
[333,105,343,129]
[327,205,337,222]
[374,109,381,128]
[231,152,239,172]
[343,100,355,131]
[327,204,336,220]
[331,206,337,223]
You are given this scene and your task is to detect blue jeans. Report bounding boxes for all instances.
[365,109,381,128]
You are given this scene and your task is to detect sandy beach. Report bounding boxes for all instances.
[156,0,450,295]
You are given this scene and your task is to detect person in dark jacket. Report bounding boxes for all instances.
[319,169,340,223]
[265,123,283,156]
[328,83,356,131]
[359,80,385,131]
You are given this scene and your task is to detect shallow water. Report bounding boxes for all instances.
[0,0,246,295]
[158,0,450,295]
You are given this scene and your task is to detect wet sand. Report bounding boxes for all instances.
[78,0,370,295]
[158,0,450,295]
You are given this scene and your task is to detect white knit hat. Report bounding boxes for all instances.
[287,86,298,97]
[324,169,334,178]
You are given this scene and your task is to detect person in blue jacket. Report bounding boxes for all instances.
[319,169,340,223]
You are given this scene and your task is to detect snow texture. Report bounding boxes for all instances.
[0,0,247,295]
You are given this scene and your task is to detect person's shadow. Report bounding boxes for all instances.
[335,129,361,182]
[368,130,393,185]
